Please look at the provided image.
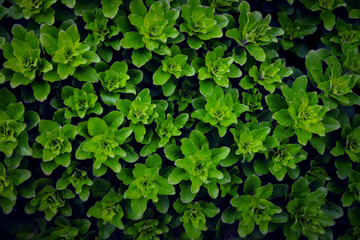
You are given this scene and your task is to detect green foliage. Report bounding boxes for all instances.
[0,88,31,160]
[192,86,248,137]
[87,188,124,229]
[62,82,103,119]
[208,0,240,11]
[174,200,219,239]
[27,184,75,221]
[2,25,53,100]
[167,130,229,199]
[125,219,169,240]
[155,112,188,147]
[223,176,282,237]
[240,58,293,93]
[226,1,284,61]
[285,178,343,240]
[76,114,134,176]
[180,0,229,49]
[153,45,195,86]
[323,19,360,50]
[300,0,346,30]
[83,9,122,50]
[306,51,360,109]
[331,114,360,162]
[116,89,158,142]
[192,46,241,93]
[219,166,242,197]
[0,0,359,239]
[278,11,319,50]
[118,154,175,218]
[98,61,143,96]
[230,119,278,162]
[33,120,77,175]
[342,42,360,75]
[0,162,31,214]
[37,216,91,240]
[40,21,100,81]
[56,162,93,201]
[12,0,57,24]
[339,208,360,240]
[120,0,180,66]
[269,76,340,145]
[341,170,360,207]
[270,142,307,181]
[241,88,263,115]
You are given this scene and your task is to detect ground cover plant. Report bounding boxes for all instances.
[0,0,359,239]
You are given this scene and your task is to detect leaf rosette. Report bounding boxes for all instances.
[62,82,103,119]
[40,21,100,81]
[76,113,134,177]
[174,200,219,239]
[2,25,53,100]
[0,162,31,214]
[222,176,283,238]
[192,86,248,137]
[27,184,75,221]
[167,130,230,199]
[33,120,77,175]
[118,154,175,218]
[87,189,124,229]
[226,1,284,62]
[12,0,57,25]
[268,76,340,146]
[180,0,229,49]
[285,178,343,240]
[240,58,293,93]
[191,46,242,94]
[56,162,93,201]
[230,119,279,162]
[116,89,159,143]
[120,0,180,66]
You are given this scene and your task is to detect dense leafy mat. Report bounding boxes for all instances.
[0,0,359,239]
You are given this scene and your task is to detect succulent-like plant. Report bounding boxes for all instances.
[118,154,175,218]
[174,199,219,239]
[116,89,159,142]
[180,0,229,49]
[285,178,343,239]
[56,162,93,201]
[40,21,100,81]
[226,1,284,61]
[76,113,134,176]
[2,25,53,101]
[62,82,103,119]
[120,0,180,67]
[87,189,124,229]
[26,185,75,221]
[192,86,248,137]
[267,76,340,146]
[230,119,279,162]
[32,120,77,175]
[167,130,230,199]
[222,176,283,237]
